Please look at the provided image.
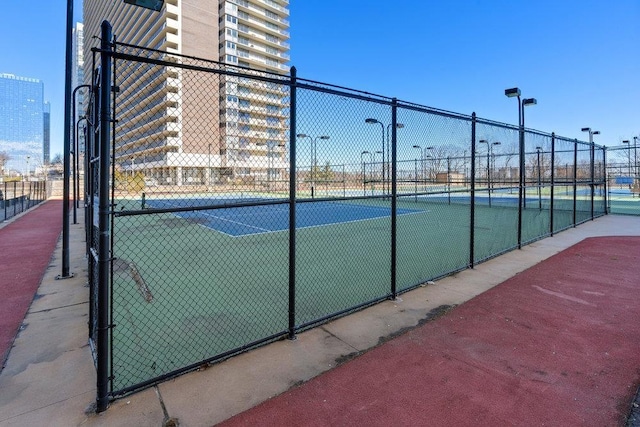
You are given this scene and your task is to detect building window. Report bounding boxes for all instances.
[226,15,237,24]
[226,28,238,37]
[266,116,279,125]
[227,95,238,103]
[226,55,238,64]
[226,41,237,50]
[239,99,250,108]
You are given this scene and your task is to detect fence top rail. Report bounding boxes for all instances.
[97,36,604,151]
[112,41,291,81]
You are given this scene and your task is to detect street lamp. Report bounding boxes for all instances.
[365,118,405,195]
[296,133,329,198]
[505,87,536,248]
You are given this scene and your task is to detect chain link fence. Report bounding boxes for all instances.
[86,22,608,410]
[0,181,48,222]
[606,144,640,215]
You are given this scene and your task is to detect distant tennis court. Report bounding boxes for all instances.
[145,198,424,237]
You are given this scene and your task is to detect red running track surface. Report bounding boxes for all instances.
[220,236,640,426]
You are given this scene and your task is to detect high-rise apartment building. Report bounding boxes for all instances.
[83,0,290,185]
[0,73,46,175]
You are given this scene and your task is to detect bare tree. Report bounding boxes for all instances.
[0,151,9,176]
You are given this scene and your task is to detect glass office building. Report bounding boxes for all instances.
[0,73,45,175]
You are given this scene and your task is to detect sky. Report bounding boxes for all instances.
[1,0,638,158]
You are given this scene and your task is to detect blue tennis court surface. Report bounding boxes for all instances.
[147,199,423,237]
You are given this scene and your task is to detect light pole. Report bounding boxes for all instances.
[267,140,277,191]
[361,150,372,196]
[535,146,542,209]
[634,136,638,182]
[296,133,329,198]
[622,140,631,179]
[365,118,405,195]
[582,128,600,216]
[479,140,501,206]
[373,150,383,194]
[412,145,422,197]
[505,87,536,248]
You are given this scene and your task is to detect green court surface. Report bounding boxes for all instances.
[108,195,603,392]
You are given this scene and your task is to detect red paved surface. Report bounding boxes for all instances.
[0,201,63,369]
[221,236,640,426]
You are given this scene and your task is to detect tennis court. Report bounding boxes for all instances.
[145,197,424,237]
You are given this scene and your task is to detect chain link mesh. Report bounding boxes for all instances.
[87,41,613,397]
[606,145,639,215]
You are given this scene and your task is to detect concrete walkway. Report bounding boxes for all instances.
[0,207,639,426]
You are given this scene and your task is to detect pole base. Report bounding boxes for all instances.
[55,272,76,280]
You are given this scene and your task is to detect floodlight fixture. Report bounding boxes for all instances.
[505,87,521,98]
[365,118,380,124]
[593,131,601,135]
[296,133,308,138]
[581,127,591,132]
[522,98,537,106]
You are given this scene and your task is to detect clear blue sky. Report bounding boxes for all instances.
[2,0,638,158]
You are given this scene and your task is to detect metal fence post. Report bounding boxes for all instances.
[573,139,578,227]
[550,133,555,236]
[469,112,476,267]
[96,20,113,414]
[517,126,524,249]
[603,147,608,214]
[590,139,595,220]
[390,98,398,300]
[288,66,297,340]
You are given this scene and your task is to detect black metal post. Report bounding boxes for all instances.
[470,113,476,267]
[537,147,542,210]
[603,147,608,214]
[550,133,555,235]
[288,66,297,340]
[390,98,398,299]
[573,139,578,227]
[590,140,595,220]
[58,0,74,279]
[447,156,451,205]
[413,159,418,203]
[71,85,90,224]
[96,20,113,414]
[486,146,491,208]
[517,100,524,249]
